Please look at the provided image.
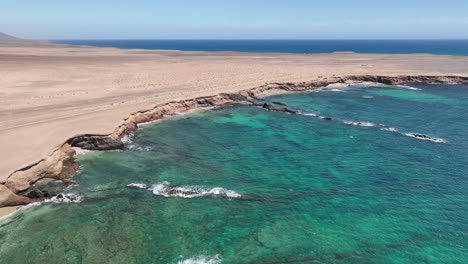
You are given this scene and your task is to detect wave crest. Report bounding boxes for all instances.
[46,193,84,203]
[396,85,423,91]
[404,133,447,143]
[127,183,148,189]
[344,121,377,127]
[299,112,447,143]
[151,182,241,199]
[128,181,241,199]
[177,255,222,264]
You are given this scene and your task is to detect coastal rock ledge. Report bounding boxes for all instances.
[1,75,467,208]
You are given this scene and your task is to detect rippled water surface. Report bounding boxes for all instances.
[1,84,467,263]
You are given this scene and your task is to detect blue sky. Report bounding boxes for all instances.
[1,0,467,39]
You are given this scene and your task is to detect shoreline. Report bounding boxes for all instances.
[1,75,467,216]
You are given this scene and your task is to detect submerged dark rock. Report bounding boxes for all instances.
[262,103,298,114]
[167,189,199,196]
[408,133,444,142]
[272,101,288,106]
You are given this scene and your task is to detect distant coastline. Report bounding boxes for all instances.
[52,39,468,56]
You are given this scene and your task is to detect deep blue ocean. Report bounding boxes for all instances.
[52,39,468,56]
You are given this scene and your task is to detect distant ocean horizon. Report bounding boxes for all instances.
[52,39,468,56]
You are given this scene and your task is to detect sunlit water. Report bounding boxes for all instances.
[1,84,467,263]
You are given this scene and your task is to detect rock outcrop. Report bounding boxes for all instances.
[0,185,32,207]
[1,75,467,208]
[3,144,78,194]
[261,103,298,114]
[66,134,124,150]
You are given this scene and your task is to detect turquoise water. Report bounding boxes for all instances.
[1,84,467,263]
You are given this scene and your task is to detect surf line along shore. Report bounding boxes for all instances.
[1,75,468,217]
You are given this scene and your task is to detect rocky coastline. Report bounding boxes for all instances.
[1,75,467,209]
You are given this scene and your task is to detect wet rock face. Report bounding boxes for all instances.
[66,135,124,150]
[24,189,55,199]
[411,134,431,139]
[272,101,288,106]
[262,103,298,114]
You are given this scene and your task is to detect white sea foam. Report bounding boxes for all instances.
[149,181,241,199]
[396,85,423,91]
[137,120,156,128]
[381,127,399,132]
[45,193,84,204]
[122,135,153,151]
[302,112,320,118]
[301,111,447,144]
[344,121,377,127]
[330,88,344,92]
[121,135,133,144]
[73,148,92,156]
[362,95,374,99]
[0,193,83,223]
[127,183,148,189]
[177,255,222,264]
[404,133,447,143]
[0,202,42,223]
[127,144,153,152]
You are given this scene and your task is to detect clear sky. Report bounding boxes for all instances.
[1,0,467,39]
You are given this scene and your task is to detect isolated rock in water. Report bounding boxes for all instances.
[272,101,288,106]
[412,134,431,139]
[322,117,333,121]
[262,103,298,114]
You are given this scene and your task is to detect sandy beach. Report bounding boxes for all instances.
[1,41,468,216]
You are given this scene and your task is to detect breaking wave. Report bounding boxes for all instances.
[403,133,448,143]
[73,148,92,156]
[127,183,148,189]
[344,121,377,127]
[121,135,153,151]
[298,112,448,143]
[127,181,241,199]
[121,135,133,144]
[177,255,222,264]
[381,127,399,132]
[396,85,423,91]
[45,193,84,204]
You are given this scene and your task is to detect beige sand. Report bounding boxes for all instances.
[0,206,20,219]
[1,43,468,191]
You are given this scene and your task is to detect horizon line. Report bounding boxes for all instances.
[51,38,468,41]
